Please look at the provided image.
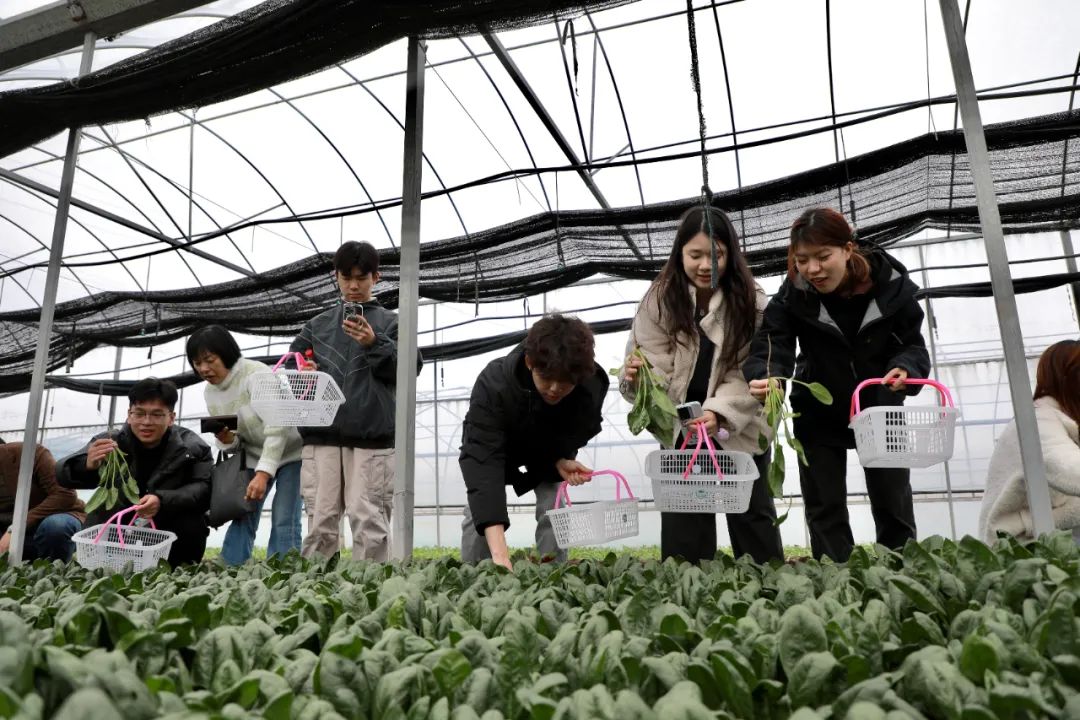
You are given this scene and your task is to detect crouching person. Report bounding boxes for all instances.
[0,440,85,561]
[459,314,609,569]
[58,378,212,567]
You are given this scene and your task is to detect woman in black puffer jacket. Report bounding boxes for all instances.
[744,208,931,562]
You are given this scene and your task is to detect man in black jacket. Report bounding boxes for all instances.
[459,314,609,569]
[58,378,212,567]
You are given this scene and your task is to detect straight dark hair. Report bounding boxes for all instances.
[334,241,380,276]
[186,325,242,371]
[128,377,178,410]
[648,205,758,369]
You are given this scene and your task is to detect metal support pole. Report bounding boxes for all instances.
[432,303,441,548]
[10,32,96,565]
[177,356,186,422]
[37,389,51,444]
[918,246,957,540]
[1060,230,1080,329]
[391,36,426,562]
[939,0,1054,536]
[107,345,123,429]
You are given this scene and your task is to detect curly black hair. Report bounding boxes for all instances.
[523,314,596,384]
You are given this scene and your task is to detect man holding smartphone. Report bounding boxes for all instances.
[290,241,422,560]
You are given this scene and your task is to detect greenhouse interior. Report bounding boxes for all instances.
[0,0,1079,716]
[3,0,1078,550]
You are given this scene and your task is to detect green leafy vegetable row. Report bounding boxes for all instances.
[1,532,1078,719]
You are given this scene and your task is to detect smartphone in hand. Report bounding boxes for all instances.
[675,401,704,424]
[343,302,364,325]
[200,415,239,435]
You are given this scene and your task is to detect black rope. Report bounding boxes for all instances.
[824,0,844,213]
[685,0,718,289]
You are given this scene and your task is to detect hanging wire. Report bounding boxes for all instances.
[686,0,718,289]
[922,0,939,139]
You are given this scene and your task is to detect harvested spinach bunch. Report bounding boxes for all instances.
[84,445,140,515]
[611,348,679,447]
[757,340,833,524]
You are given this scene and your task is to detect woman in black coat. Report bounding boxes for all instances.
[743,208,931,562]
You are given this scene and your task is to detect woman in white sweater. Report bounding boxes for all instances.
[980,340,1080,543]
[187,326,304,564]
[620,206,783,564]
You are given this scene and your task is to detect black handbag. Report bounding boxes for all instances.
[207,446,258,528]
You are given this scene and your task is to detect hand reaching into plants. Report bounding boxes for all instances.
[483,525,513,571]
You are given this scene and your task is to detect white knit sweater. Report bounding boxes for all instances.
[979,396,1080,542]
[203,357,303,477]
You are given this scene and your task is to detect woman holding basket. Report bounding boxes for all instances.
[620,205,783,565]
[187,326,304,564]
[744,208,930,562]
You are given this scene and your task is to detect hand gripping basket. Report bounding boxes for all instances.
[72,506,176,573]
[849,377,958,468]
[645,424,758,514]
[545,470,640,549]
[249,352,345,427]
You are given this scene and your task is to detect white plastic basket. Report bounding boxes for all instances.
[849,377,958,468]
[546,470,640,549]
[646,425,758,514]
[249,352,345,427]
[73,507,176,573]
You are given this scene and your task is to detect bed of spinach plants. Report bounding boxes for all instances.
[0,532,1078,720]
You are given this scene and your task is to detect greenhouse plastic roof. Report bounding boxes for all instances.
[1,0,1079,331]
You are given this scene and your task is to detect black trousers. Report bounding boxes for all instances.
[798,443,916,562]
[155,511,209,567]
[660,449,784,565]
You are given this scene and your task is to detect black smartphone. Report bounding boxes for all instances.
[200,415,238,435]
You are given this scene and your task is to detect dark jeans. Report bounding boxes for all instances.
[660,449,784,565]
[798,443,916,562]
[22,513,82,562]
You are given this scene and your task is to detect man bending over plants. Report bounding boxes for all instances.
[459,314,608,569]
[58,378,212,567]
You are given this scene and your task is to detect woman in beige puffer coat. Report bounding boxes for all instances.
[620,206,783,564]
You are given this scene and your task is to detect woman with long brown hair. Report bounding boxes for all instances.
[980,340,1080,542]
[744,207,931,562]
[620,205,783,564]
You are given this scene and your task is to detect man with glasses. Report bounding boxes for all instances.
[58,378,212,566]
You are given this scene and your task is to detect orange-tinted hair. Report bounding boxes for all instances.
[1034,340,1080,425]
[787,208,871,293]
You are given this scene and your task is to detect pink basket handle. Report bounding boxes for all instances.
[92,505,157,548]
[270,354,308,375]
[552,469,636,509]
[849,377,955,419]
[678,421,728,480]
